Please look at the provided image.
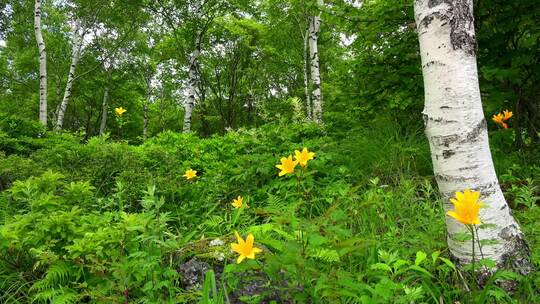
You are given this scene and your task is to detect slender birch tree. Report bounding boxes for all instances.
[308,0,323,123]
[182,0,218,133]
[55,20,84,130]
[414,0,530,274]
[34,0,47,126]
[99,68,111,135]
[183,28,202,133]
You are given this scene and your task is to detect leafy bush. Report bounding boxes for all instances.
[0,114,45,138]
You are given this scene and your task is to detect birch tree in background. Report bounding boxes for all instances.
[34,0,47,126]
[308,0,323,123]
[55,20,85,130]
[183,28,202,133]
[99,67,112,135]
[414,0,530,274]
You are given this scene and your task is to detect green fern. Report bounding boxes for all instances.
[308,248,341,263]
[202,215,224,229]
[30,261,75,292]
[32,287,79,304]
[264,194,288,213]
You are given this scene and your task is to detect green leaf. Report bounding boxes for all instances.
[370,263,392,273]
[480,239,500,246]
[438,257,456,271]
[415,251,427,266]
[408,265,433,277]
[453,232,473,242]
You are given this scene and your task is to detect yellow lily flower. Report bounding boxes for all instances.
[231,196,246,209]
[502,110,513,121]
[276,155,298,176]
[183,169,197,180]
[115,107,127,117]
[231,231,262,264]
[492,113,507,129]
[294,147,315,167]
[447,189,484,225]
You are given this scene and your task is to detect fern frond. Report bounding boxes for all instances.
[30,261,74,292]
[32,287,79,304]
[308,248,340,263]
[202,215,223,228]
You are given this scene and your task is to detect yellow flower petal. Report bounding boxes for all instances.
[237,255,246,264]
[115,107,127,116]
[447,211,460,221]
[276,155,298,176]
[246,234,254,248]
[447,189,483,225]
[294,148,316,167]
[234,231,244,245]
[230,232,262,264]
[183,169,197,180]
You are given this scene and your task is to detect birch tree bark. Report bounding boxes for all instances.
[414,0,530,274]
[308,0,323,123]
[55,20,84,130]
[34,0,47,126]
[99,69,111,135]
[182,39,201,133]
[182,1,206,133]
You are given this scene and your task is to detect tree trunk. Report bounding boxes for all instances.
[182,38,201,133]
[99,70,111,135]
[143,90,150,138]
[55,20,84,131]
[34,0,47,126]
[308,0,323,123]
[414,0,530,275]
[303,27,312,120]
[525,98,539,143]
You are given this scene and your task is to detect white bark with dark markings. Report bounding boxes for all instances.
[183,41,200,133]
[182,1,204,133]
[414,0,530,275]
[55,20,84,130]
[34,0,47,126]
[308,0,323,123]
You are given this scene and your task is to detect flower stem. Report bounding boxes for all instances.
[471,225,475,276]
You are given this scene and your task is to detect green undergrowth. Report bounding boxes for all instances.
[0,120,538,303]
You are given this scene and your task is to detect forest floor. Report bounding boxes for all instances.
[0,120,539,303]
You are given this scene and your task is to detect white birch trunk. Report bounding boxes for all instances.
[34,0,47,126]
[308,0,323,123]
[99,71,111,135]
[303,27,312,120]
[55,20,84,130]
[414,0,530,274]
[182,35,201,133]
